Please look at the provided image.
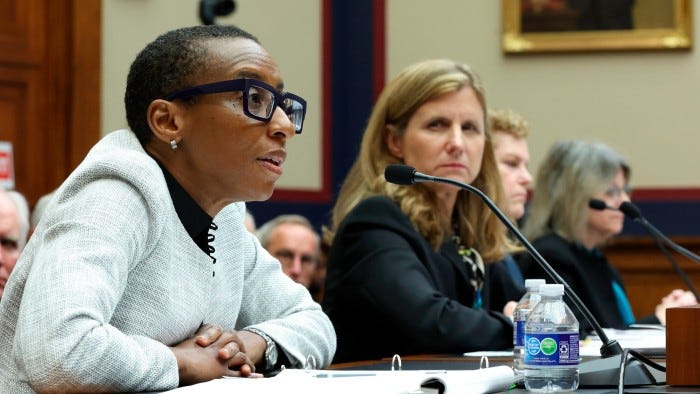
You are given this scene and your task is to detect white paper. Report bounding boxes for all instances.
[163,365,516,394]
[580,327,665,357]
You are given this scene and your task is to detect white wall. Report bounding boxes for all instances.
[102,0,322,190]
[388,0,699,188]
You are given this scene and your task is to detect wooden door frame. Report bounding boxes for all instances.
[68,0,101,169]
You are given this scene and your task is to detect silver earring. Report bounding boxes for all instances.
[170,139,178,151]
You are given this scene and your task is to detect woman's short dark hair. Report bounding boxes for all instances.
[124,25,258,145]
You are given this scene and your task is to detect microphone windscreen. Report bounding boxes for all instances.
[588,199,608,211]
[384,164,416,185]
[619,201,642,219]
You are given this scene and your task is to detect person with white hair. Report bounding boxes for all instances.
[0,188,29,299]
[257,214,320,288]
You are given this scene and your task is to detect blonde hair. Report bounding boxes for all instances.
[327,59,516,262]
[488,108,529,141]
[523,140,630,243]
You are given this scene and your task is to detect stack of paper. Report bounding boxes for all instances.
[580,326,665,357]
[165,365,517,394]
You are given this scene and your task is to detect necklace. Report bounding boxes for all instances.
[452,234,485,309]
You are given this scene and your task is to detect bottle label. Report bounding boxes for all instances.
[524,332,579,366]
[515,320,525,347]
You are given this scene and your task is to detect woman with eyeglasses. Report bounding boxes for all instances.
[0,25,335,392]
[518,140,696,333]
[322,59,522,363]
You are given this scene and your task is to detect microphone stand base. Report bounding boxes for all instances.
[579,355,658,387]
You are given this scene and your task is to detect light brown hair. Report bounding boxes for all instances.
[326,59,517,262]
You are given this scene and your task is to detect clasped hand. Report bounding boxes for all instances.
[170,324,262,386]
[655,289,698,325]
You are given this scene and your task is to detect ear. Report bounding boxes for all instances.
[385,126,404,159]
[147,99,184,145]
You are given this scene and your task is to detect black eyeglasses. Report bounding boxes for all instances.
[164,78,306,134]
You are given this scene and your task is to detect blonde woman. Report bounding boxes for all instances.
[323,59,520,363]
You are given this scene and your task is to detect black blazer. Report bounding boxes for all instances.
[322,196,514,363]
[517,232,659,334]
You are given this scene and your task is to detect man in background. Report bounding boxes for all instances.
[257,214,320,289]
[0,188,30,298]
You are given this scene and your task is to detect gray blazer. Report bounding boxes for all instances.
[0,129,335,392]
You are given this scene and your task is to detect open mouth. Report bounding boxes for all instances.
[260,157,282,166]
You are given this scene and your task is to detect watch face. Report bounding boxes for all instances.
[247,327,278,370]
[264,337,278,369]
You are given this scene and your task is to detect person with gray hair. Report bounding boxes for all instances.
[518,139,696,334]
[257,214,320,289]
[0,188,30,299]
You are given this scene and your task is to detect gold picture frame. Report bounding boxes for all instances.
[502,0,693,53]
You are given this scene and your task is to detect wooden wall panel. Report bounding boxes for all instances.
[0,0,45,64]
[0,67,45,194]
[0,0,100,206]
[69,0,101,167]
[604,237,700,320]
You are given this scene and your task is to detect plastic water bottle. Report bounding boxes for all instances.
[524,284,579,392]
[513,278,546,373]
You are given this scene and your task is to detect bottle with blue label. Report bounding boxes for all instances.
[513,278,546,373]
[524,284,579,392]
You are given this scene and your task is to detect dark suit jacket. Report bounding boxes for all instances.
[517,232,658,334]
[322,196,514,363]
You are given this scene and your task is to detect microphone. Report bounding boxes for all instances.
[619,201,700,263]
[385,164,655,387]
[588,199,616,211]
[384,164,418,185]
[601,200,700,300]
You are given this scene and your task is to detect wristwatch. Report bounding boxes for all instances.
[245,327,278,370]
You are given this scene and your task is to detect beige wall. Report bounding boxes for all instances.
[103,0,699,190]
[388,0,699,188]
[102,0,322,190]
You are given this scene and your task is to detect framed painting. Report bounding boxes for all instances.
[502,0,693,53]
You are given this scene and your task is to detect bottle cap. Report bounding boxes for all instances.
[540,283,564,296]
[524,279,546,291]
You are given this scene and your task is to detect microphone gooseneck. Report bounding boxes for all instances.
[384,164,623,358]
[616,201,700,300]
[619,201,700,263]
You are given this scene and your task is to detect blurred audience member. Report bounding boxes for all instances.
[0,189,30,299]
[257,214,320,289]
